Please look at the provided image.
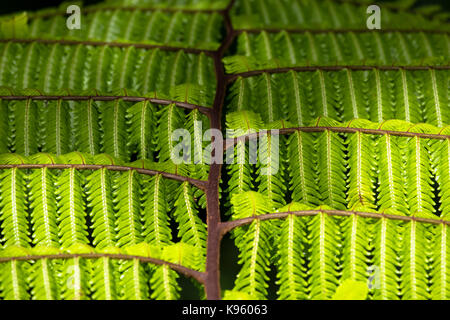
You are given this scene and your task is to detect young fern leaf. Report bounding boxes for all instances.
[86,168,116,248]
[113,170,143,247]
[316,118,347,210]
[118,258,150,300]
[0,100,7,153]
[376,121,410,215]
[308,209,341,299]
[39,44,64,93]
[435,127,450,220]
[28,247,62,300]
[0,260,30,300]
[157,103,185,162]
[64,44,87,91]
[276,202,311,300]
[28,165,59,247]
[91,255,120,300]
[30,259,60,300]
[136,49,162,95]
[256,132,285,207]
[0,167,30,247]
[173,181,207,270]
[126,100,156,161]
[288,131,320,207]
[39,99,71,155]
[346,119,377,210]
[340,214,371,283]
[431,224,450,299]
[55,168,89,248]
[61,257,90,300]
[141,174,180,300]
[150,265,180,300]
[405,124,438,216]
[231,192,274,299]
[99,99,129,161]
[10,99,39,156]
[142,174,172,245]
[73,99,101,156]
[372,218,404,300]
[402,221,432,300]
[17,42,40,89]
[111,46,138,91]
[233,219,272,300]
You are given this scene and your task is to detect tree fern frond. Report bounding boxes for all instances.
[0,246,31,300]
[86,168,116,248]
[113,170,143,247]
[126,100,156,161]
[99,99,129,161]
[173,181,206,270]
[28,165,59,247]
[157,103,185,162]
[346,119,377,210]
[0,167,30,247]
[287,131,319,206]
[142,174,172,245]
[276,203,311,300]
[316,118,347,210]
[10,99,39,156]
[308,210,341,299]
[39,99,71,155]
[55,168,89,248]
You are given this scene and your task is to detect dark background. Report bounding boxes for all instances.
[1,0,450,14]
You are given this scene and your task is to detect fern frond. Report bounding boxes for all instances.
[276,203,311,300]
[90,251,120,300]
[346,119,377,210]
[0,246,31,300]
[307,210,341,299]
[126,100,156,161]
[72,99,101,156]
[157,103,185,162]
[287,131,319,206]
[142,174,172,245]
[28,163,59,247]
[86,168,116,248]
[316,118,347,210]
[376,121,410,215]
[99,99,129,161]
[0,167,30,247]
[39,99,71,155]
[113,170,143,247]
[55,168,89,248]
[173,181,207,270]
[10,99,39,156]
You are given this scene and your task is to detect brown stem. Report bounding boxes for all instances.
[30,6,225,20]
[236,28,450,34]
[226,65,450,82]
[0,38,216,56]
[203,0,237,301]
[0,164,207,190]
[0,253,205,284]
[224,125,450,151]
[220,209,450,236]
[0,95,211,115]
